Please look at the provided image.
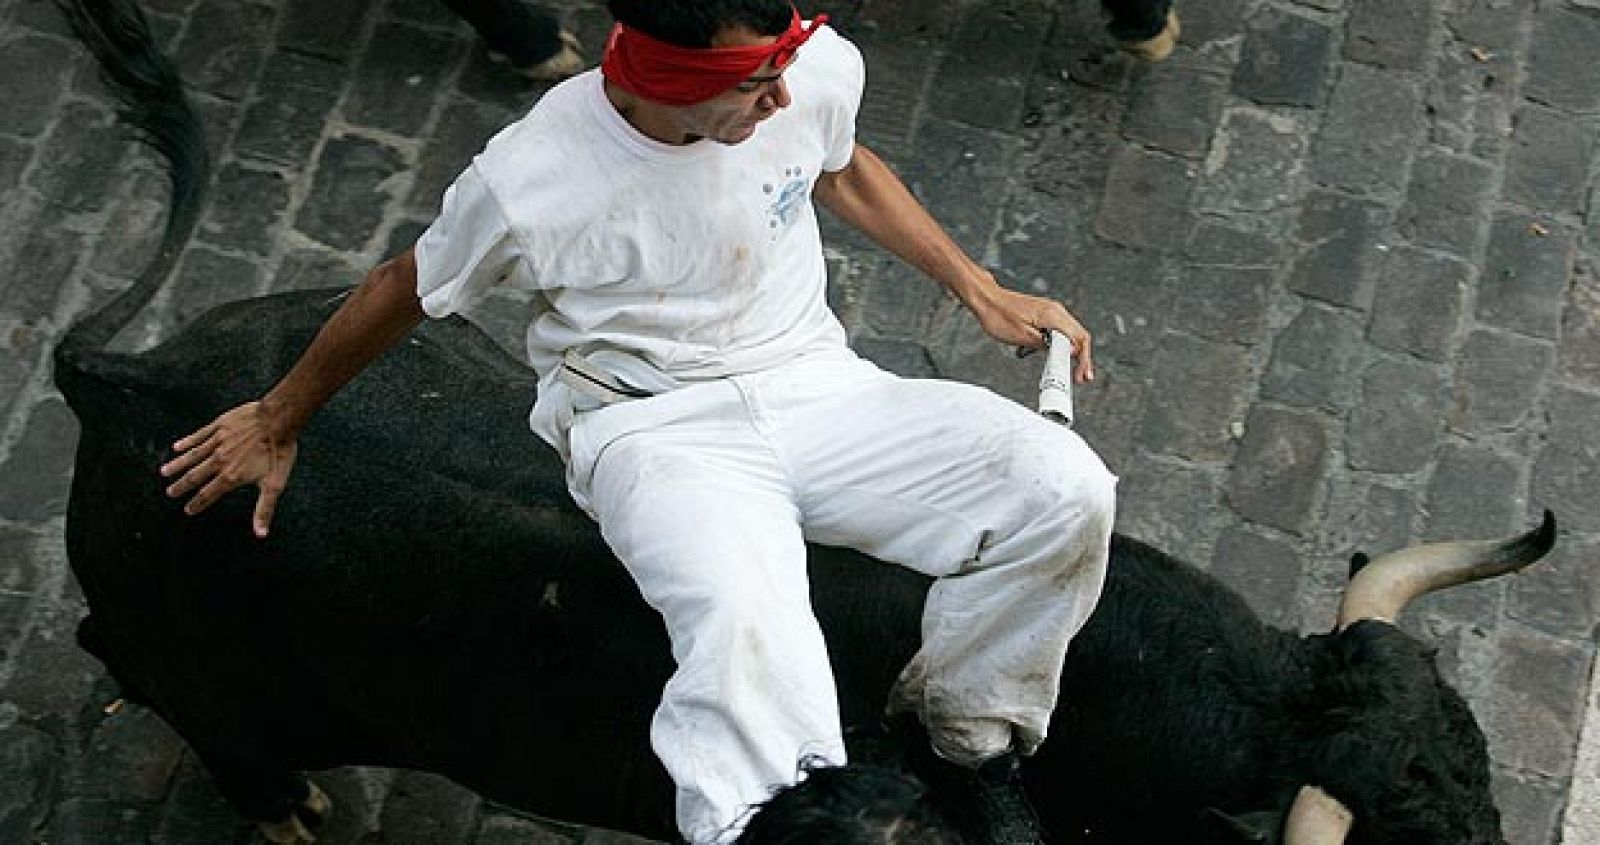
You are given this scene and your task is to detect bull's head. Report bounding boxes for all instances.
[1276,513,1556,844]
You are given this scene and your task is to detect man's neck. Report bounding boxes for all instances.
[603,79,694,145]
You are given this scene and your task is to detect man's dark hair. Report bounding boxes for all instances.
[735,763,964,844]
[606,0,796,48]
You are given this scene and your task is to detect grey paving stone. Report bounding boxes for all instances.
[0,526,43,595]
[1046,239,1171,366]
[27,101,123,213]
[1015,87,1124,199]
[1232,7,1333,107]
[1309,63,1423,200]
[294,134,407,252]
[0,135,30,193]
[0,397,79,521]
[0,212,85,325]
[1136,330,1252,463]
[994,179,1098,300]
[856,258,945,339]
[851,27,941,155]
[1167,265,1274,345]
[0,33,75,138]
[1560,265,1600,391]
[1482,625,1592,777]
[1504,102,1595,217]
[1179,0,1254,47]
[409,98,518,211]
[1183,221,1284,268]
[1344,0,1432,71]
[1424,42,1511,156]
[0,723,58,844]
[1211,526,1301,628]
[1346,355,1450,473]
[1313,480,1416,565]
[898,117,1021,258]
[199,161,290,256]
[924,0,1050,131]
[2,591,99,722]
[1117,453,1227,558]
[1367,245,1470,362]
[8,0,74,37]
[1507,532,1600,642]
[1226,404,1329,535]
[173,0,273,100]
[277,0,375,63]
[1423,442,1524,542]
[378,770,482,845]
[852,0,961,39]
[1492,769,1566,845]
[1261,302,1365,412]
[1071,365,1147,475]
[303,767,390,845]
[1450,328,1553,435]
[72,706,184,803]
[1094,144,1194,252]
[1124,53,1228,159]
[1526,4,1600,114]
[271,248,362,294]
[161,247,264,336]
[388,0,462,30]
[1285,189,1387,309]
[1446,0,1534,52]
[151,754,256,845]
[1478,213,1573,339]
[234,50,347,167]
[48,797,152,845]
[346,23,465,136]
[1396,148,1493,259]
[1196,106,1307,215]
[90,168,169,279]
[475,811,576,844]
[1531,386,1600,533]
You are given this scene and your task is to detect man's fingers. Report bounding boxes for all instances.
[165,457,219,498]
[252,489,279,539]
[171,421,218,453]
[160,436,216,478]
[183,475,236,516]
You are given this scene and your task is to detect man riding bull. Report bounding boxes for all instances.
[158,2,1116,842]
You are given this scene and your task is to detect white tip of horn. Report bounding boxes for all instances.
[1284,785,1354,845]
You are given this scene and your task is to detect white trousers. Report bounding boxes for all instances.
[564,349,1116,844]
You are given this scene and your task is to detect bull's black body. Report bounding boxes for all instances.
[53,1,1531,842]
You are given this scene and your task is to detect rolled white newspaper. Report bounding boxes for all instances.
[1038,329,1074,427]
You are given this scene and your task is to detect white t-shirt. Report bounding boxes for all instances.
[415,25,865,458]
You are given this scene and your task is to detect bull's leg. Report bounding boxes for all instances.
[187,746,331,841]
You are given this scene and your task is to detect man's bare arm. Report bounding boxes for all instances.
[813,143,1094,382]
[159,248,427,537]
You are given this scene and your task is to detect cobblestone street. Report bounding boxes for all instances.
[2,0,1598,842]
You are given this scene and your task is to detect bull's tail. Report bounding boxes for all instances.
[53,0,208,360]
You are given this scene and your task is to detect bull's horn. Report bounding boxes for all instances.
[1337,510,1556,629]
[1283,785,1353,845]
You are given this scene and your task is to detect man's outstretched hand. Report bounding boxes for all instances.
[159,401,297,539]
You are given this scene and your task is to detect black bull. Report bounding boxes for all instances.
[52,1,1559,842]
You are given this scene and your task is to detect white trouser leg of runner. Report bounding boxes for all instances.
[565,350,1116,841]
[568,376,847,845]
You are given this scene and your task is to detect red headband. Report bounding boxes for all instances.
[602,9,829,106]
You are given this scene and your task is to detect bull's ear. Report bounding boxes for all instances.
[1203,807,1282,843]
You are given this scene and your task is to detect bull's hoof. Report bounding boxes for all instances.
[1119,11,1180,62]
[258,781,331,844]
[508,31,585,81]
